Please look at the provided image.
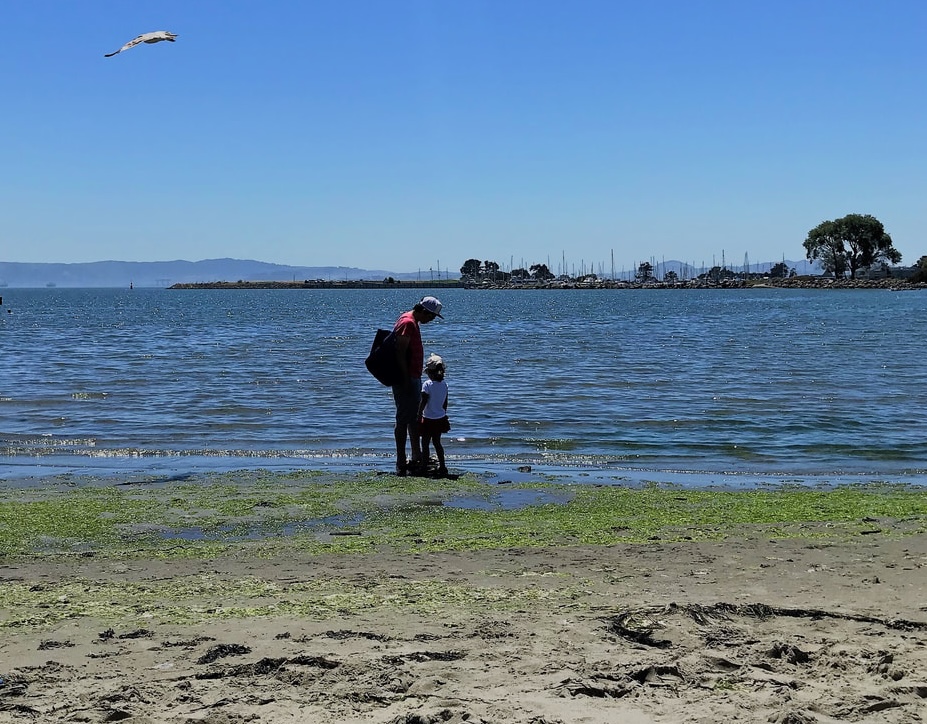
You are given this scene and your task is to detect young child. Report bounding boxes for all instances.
[418,353,450,477]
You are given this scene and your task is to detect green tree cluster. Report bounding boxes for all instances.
[803,214,901,279]
[635,262,653,282]
[460,259,482,278]
[460,259,553,281]
[768,262,792,278]
[530,263,554,280]
[912,256,927,283]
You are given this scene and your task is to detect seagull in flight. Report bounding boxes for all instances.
[104,31,177,57]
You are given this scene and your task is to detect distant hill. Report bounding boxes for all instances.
[0,257,821,288]
[0,259,454,288]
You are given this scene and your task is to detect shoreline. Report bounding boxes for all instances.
[4,453,927,488]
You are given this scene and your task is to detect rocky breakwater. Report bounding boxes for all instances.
[467,276,925,291]
[749,277,925,291]
[170,280,463,290]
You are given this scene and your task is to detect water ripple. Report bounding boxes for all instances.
[2,287,926,483]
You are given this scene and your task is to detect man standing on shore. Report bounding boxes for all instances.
[391,296,443,476]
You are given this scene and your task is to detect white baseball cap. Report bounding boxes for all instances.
[425,353,445,371]
[420,296,443,318]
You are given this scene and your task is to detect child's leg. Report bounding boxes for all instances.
[433,434,445,469]
[421,431,432,465]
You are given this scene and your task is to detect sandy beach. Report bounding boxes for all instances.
[1,475,926,723]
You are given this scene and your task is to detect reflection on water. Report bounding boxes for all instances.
[445,488,574,511]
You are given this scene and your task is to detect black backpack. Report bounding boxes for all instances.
[364,328,403,386]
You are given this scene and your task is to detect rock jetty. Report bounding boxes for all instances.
[466,276,925,291]
[170,277,924,291]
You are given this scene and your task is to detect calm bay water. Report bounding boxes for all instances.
[2,287,926,486]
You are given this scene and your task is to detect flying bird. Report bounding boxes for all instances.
[104,31,177,57]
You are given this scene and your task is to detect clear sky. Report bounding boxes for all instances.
[2,1,925,274]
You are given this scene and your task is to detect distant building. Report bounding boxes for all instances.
[855,265,916,280]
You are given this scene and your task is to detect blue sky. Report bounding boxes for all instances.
[2,1,925,274]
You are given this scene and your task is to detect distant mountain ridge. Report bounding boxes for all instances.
[0,259,450,288]
[0,257,820,288]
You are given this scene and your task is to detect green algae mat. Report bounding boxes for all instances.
[2,470,925,560]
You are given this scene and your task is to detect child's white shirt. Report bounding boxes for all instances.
[421,379,448,419]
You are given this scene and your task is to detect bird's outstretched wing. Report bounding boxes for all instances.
[104,31,177,57]
[105,34,147,57]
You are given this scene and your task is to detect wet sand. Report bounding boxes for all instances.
[2,528,926,723]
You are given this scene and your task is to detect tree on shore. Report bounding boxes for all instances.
[912,256,927,283]
[635,262,654,282]
[803,214,901,279]
[460,259,482,278]
[458,258,553,282]
[769,262,791,278]
[701,265,734,282]
[530,263,553,280]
